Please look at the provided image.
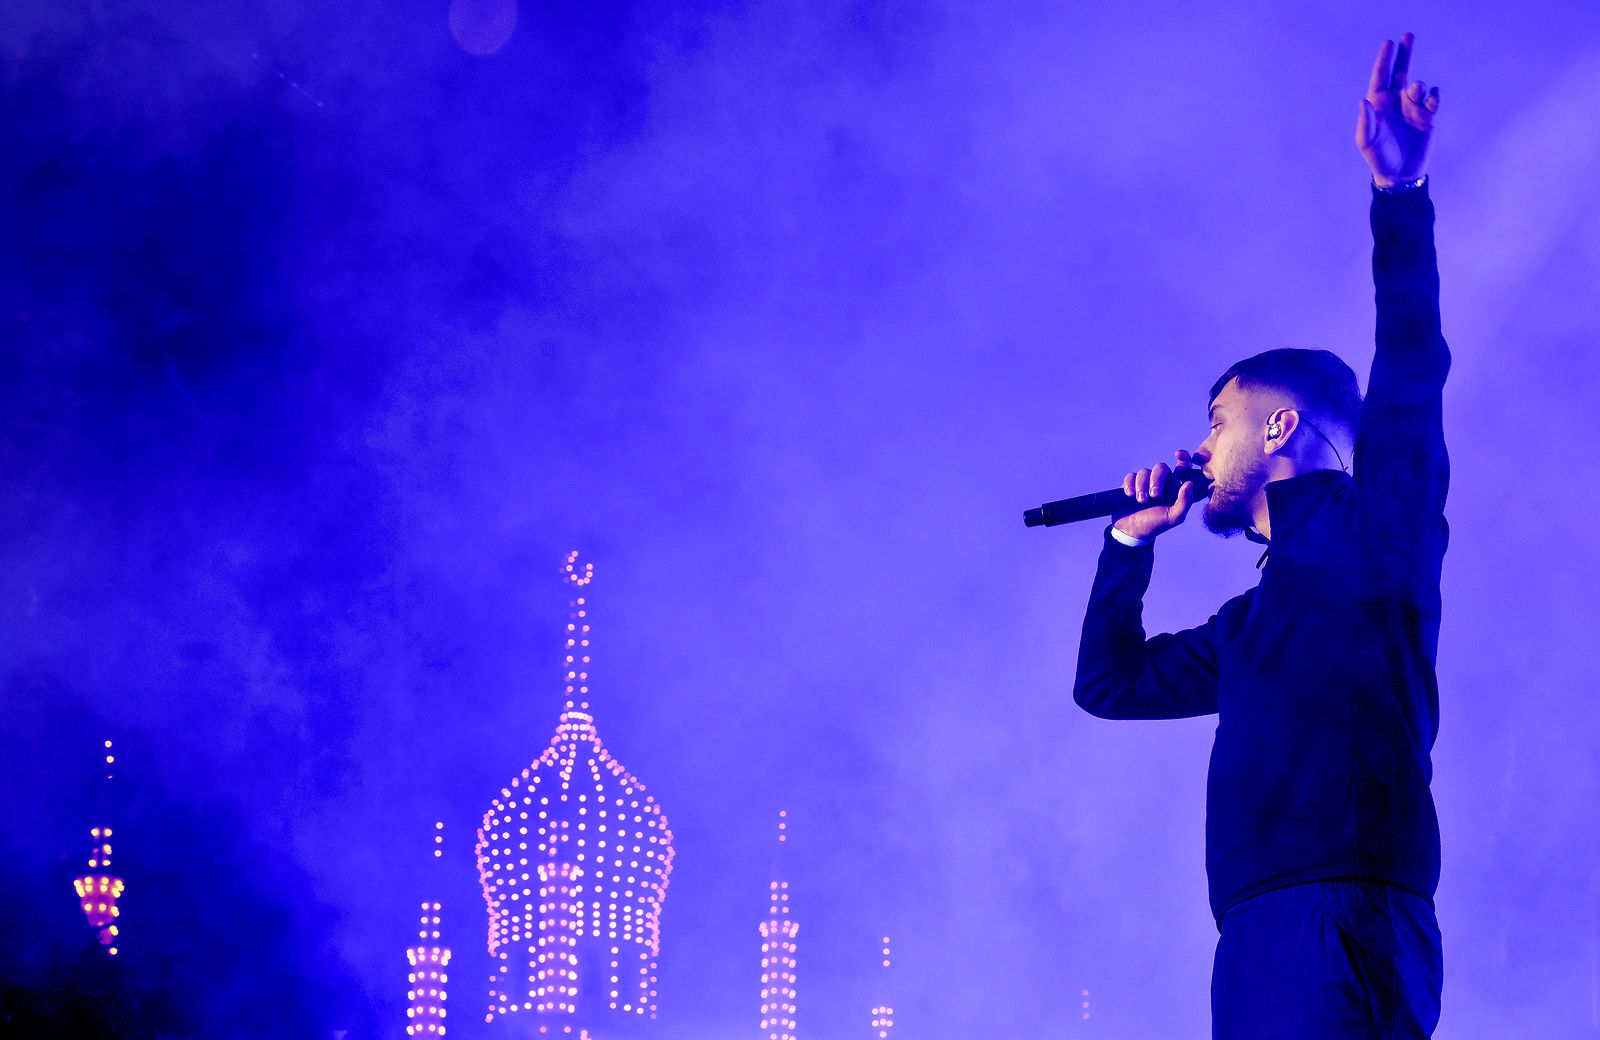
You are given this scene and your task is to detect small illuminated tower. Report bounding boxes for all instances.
[759,811,797,1040]
[406,821,452,1037]
[870,936,893,1039]
[73,739,124,956]
[475,551,675,1034]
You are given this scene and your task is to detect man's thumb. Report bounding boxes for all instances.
[1171,478,1194,520]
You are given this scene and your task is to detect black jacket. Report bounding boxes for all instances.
[1073,185,1450,920]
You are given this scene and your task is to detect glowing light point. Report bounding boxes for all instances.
[406,818,451,1036]
[759,811,798,1040]
[871,935,895,1038]
[75,739,124,954]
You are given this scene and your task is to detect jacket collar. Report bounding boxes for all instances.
[1248,468,1351,565]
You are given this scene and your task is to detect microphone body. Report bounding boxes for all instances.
[1023,469,1212,528]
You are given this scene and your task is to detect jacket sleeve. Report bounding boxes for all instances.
[1353,183,1451,570]
[1073,528,1223,720]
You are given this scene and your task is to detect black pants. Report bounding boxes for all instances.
[1212,881,1442,1039]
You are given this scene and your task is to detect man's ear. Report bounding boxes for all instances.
[1263,408,1299,454]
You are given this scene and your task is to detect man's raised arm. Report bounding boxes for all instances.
[1352,34,1451,555]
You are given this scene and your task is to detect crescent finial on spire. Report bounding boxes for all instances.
[561,551,594,712]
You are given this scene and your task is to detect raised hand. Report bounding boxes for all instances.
[1357,33,1441,187]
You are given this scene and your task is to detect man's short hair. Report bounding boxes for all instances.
[1208,348,1362,441]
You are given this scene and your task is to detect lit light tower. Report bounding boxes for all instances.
[406,820,452,1037]
[870,936,893,1039]
[475,551,675,1035]
[759,811,797,1040]
[73,739,124,956]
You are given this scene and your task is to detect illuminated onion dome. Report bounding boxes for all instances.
[758,811,797,1040]
[476,552,675,1031]
[406,821,452,1037]
[73,739,123,956]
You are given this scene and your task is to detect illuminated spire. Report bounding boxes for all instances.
[475,551,675,1030]
[870,936,893,1039]
[73,739,123,956]
[759,810,797,1040]
[406,821,452,1037]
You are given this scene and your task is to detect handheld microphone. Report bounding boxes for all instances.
[1023,469,1212,528]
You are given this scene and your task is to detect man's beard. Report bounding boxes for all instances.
[1202,450,1271,538]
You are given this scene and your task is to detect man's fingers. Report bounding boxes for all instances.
[1128,460,1191,506]
[1390,32,1413,90]
[1402,81,1438,128]
[1117,458,1195,539]
[1367,39,1393,96]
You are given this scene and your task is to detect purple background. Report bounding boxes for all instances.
[4,0,1599,1036]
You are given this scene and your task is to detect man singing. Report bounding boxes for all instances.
[1072,35,1448,1038]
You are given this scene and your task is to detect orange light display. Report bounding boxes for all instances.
[758,811,797,1040]
[475,552,674,1028]
[73,740,123,956]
